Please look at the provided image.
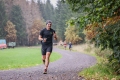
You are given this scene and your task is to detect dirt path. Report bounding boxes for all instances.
[0,47,96,80]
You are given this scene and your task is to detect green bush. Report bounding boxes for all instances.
[94,20,120,75]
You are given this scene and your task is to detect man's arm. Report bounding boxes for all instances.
[53,33,57,41]
[38,35,44,41]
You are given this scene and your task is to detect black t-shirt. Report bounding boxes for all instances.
[40,28,55,45]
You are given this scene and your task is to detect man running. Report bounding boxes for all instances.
[38,20,57,74]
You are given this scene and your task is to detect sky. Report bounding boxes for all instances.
[50,0,58,7]
[27,0,58,7]
[41,0,58,7]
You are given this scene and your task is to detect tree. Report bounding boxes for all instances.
[10,5,27,46]
[38,0,56,29]
[38,0,46,19]
[29,19,45,45]
[55,1,72,40]
[65,23,82,44]
[62,0,120,25]
[63,0,120,74]
[4,21,17,42]
[44,0,53,20]
[38,0,54,20]
[0,0,7,38]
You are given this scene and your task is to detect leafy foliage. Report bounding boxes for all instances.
[84,22,98,40]
[63,0,120,74]
[62,0,120,25]
[94,20,120,74]
[65,23,82,44]
[4,21,17,42]
[85,17,120,74]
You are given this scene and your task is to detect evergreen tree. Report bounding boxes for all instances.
[0,0,7,38]
[10,5,27,46]
[55,1,72,40]
[38,0,46,20]
[38,0,56,30]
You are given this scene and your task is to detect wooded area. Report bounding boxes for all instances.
[0,0,84,46]
[0,0,120,76]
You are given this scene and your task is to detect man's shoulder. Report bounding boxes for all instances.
[43,28,46,30]
[50,28,55,32]
[41,28,46,32]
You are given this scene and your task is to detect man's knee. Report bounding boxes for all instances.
[42,55,46,60]
[46,52,51,58]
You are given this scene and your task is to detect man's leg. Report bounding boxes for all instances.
[41,46,46,65]
[42,55,46,64]
[43,52,51,74]
[45,52,51,69]
[43,46,52,74]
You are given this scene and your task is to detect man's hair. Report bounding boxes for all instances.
[46,20,52,25]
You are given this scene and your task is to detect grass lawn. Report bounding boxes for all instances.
[0,47,61,70]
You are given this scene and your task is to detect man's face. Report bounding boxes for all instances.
[47,23,52,29]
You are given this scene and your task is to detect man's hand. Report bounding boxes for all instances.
[43,38,47,42]
[38,35,47,42]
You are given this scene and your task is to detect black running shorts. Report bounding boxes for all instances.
[41,45,53,55]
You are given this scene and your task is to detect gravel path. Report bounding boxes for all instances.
[0,47,96,80]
